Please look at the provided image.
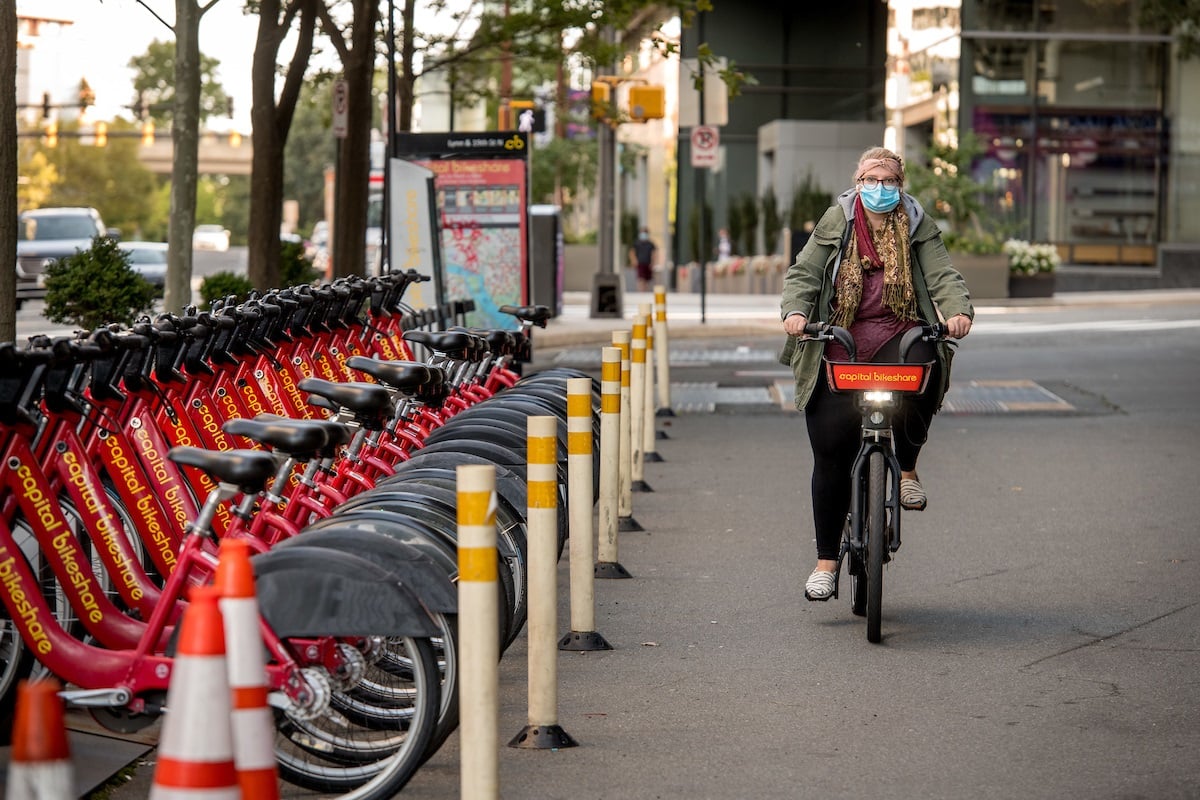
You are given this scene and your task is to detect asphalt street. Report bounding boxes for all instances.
[7,289,1200,799]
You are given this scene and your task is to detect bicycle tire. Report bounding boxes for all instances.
[866,450,886,643]
[273,636,440,798]
[844,516,867,618]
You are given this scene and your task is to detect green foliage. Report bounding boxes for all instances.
[199,271,254,308]
[620,211,641,249]
[128,40,231,125]
[739,193,759,255]
[1139,0,1200,59]
[38,119,159,238]
[284,80,338,233]
[280,241,321,286]
[761,190,784,256]
[905,134,1006,254]
[529,137,598,236]
[43,237,157,330]
[726,199,744,256]
[788,172,832,232]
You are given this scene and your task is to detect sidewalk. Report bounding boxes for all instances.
[533,287,1200,351]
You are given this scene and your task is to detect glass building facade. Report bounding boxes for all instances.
[890,0,1198,268]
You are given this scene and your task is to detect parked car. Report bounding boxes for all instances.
[192,224,231,252]
[15,207,118,309]
[121,241,168,295]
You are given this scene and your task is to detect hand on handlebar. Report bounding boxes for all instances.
[782,313,808,336]
[946,314,972,339]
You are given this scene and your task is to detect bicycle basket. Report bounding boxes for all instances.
[824,360,932,394]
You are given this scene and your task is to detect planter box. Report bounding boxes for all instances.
[1007,273,1056,298]
[952,253,1009,300]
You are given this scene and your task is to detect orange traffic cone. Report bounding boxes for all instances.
[215,538,279,799]
[150,585,239,800]
[8,678,74,800]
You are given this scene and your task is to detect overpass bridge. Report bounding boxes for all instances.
[137,135,253,175]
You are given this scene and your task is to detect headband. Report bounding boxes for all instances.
[858,157,903,180]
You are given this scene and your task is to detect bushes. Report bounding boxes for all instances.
[198,271,254,307]
[199,240,319,308]
[44,237,157,330]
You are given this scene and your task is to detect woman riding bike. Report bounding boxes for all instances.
[779,146,974,602]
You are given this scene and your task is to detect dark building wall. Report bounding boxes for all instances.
[674,2,888,263]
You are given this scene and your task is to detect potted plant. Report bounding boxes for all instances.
[1004,239,1061,297]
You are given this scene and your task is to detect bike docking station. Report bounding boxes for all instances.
[559,376,614,652]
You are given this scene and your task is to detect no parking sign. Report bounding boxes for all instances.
[690,125,719,169]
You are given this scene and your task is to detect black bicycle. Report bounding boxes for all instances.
[802,321,950,643]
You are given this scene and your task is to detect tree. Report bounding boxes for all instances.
[317,0,378,281]
[129,39,231,126]
[1,0,17,341]
[38,119,159,237]
[247,0,320,291]
[283,79,337,235]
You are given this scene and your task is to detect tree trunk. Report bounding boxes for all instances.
[331,0,378,280]
[0,1,17,341]
[164,0,203,314]
[398,0,415,132]
[247,0,316,292]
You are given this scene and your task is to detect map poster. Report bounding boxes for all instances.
[396,132,529,330]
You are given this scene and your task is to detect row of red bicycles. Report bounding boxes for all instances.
[0,269,599,798]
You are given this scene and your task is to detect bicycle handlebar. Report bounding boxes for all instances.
[802,321,949,364]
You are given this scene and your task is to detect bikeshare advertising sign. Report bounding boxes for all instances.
[395,132,530,330]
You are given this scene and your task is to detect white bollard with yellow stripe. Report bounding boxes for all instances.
[629,315,651,494]
[640,303,663,463]
[510,416,579,749]
[654,285,674,417]
[596,346,632,579]
[457,464,500,799]
[560,377,613,648]
[611,330,643,532]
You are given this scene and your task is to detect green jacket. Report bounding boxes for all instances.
[779,190,974,410]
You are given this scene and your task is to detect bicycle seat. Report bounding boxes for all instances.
[344,356,432,393]
[167,446,278,494]
[222,417,329,459]
[499,304,551,328]
[402,329,476,359]
[298,378,393,430]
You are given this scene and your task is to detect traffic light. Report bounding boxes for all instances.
[510,100,545,133]
[45,121,57,148]
[94,121,107,147]
[628,85,665,121]
[591,81,612,121]
[141,120,155,146]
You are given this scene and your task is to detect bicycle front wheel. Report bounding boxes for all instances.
[866,450,886,643]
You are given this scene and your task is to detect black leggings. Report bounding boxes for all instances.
[803,332,941,561]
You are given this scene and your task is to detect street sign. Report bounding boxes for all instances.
[691,125,719,169]
[332,80,348,139]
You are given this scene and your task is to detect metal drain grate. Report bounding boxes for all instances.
[553,347,776,368]
[942,380,1075,414]
[668,382,774,413]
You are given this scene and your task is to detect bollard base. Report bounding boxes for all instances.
[644,451,665,463]
[657,429,671,440]
[656,407,677,417]
[595,560,633,579]
[631,480,654,493]
[618,515,644,532]
[508,723,579,750]
[558,630,613,651]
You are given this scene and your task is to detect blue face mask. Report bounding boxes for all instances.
[859,182,901,213]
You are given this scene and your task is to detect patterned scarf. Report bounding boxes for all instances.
[831,195,917,328]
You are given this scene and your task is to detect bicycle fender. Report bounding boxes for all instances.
[273,529,457,613]
[252,545,441,638]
